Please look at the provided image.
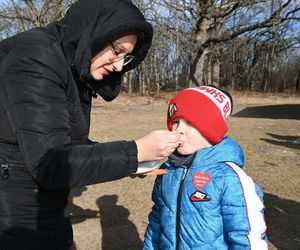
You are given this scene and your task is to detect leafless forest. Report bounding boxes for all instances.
[1,2,300,249]
[1,0,300,94]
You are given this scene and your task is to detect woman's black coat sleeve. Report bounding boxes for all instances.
[38,140,138,189]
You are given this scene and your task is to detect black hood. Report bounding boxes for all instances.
[49,0,153,101]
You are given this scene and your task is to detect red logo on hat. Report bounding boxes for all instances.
[193,172,211,190]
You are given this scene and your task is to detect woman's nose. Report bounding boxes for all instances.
[112,59,124,72]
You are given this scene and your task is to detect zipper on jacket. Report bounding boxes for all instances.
[176,167,188,250]
[1,163,10,180]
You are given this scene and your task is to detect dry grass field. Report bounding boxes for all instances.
[70,91,300,250]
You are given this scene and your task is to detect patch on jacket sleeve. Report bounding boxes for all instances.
[190,172,211,202]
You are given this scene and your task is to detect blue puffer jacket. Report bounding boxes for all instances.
[143,136,268,250]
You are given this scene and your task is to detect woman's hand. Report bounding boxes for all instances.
[135,130,180,162]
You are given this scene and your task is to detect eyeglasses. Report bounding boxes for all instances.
[109,42,134,66]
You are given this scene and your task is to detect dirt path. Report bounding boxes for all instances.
[70,93,300,250]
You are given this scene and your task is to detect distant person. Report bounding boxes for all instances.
[0,0,179,249]
[143,85,268,249]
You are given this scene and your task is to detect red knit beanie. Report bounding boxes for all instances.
[167,86,232,144]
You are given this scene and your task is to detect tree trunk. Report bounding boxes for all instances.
[190,47,209,87]
[295,71,300,93]
[212,61,220,87]
[208,52,220,87]
[175,0,180,90]
[123,72,132,94]
[189,14,222,87]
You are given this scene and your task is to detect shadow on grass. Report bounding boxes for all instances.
[97,195,142,250]
[70,192,142,250]
[233,104,300,120]
[70,186,99,225]
[260,133,300,150]
[265,193,300,250]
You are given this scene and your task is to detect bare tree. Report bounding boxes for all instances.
[3,0,299,94]
[130,0,300,93]
[0,0,70,38]
[187,0,300,87]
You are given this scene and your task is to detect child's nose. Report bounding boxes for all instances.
[175,123,184,134]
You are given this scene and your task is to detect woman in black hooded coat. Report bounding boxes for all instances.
[0,0,180,249]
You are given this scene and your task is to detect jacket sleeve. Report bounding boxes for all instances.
[2,39,137,189]
[221,163,268,250]
[143,177,162,249]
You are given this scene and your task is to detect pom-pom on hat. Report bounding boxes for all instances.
[167,85,233,144]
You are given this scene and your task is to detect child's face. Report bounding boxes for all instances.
[171,118,212,155]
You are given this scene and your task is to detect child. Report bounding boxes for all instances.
[142,86,268,249]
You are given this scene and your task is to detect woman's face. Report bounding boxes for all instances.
[90,33,137,81]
